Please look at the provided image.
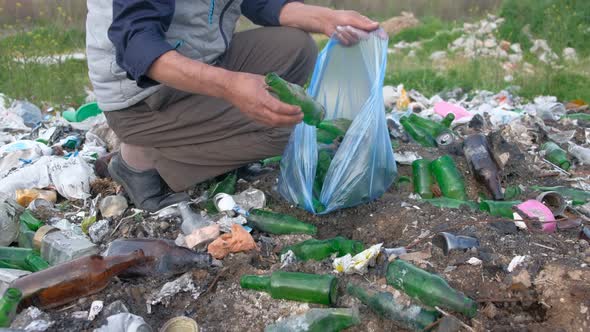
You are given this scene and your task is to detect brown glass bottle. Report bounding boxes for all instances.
[104,238,212,278]
[11,250,145,310]
[463,134,504,200]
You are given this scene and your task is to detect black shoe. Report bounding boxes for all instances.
[108,153,190,212]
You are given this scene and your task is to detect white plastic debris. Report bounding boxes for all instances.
[89,219,110,243]
[216,214,248,233]
[88,300,104,321]
[10,100,43,128]
[568,143,590,165]
[233,188,266,211]
[280,250,297,269]
[0,140,54,178]
[507,255,528,272]
[467,257,483,266]
[0,268,31,294]
[72,311,89,320]
[394,151,422,165]
[333,243,383,274]
[0,194,23,246]
[146,272,200,313]
[95,313,153,332]
[0,156,96,201]
[10,306,53,331]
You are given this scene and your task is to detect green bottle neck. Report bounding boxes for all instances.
[1,288,22,305]
[240,275,271,292]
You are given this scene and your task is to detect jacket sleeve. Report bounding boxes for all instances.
[107,0,176,88]
[241,0,303,26]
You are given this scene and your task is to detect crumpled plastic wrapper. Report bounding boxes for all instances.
[333,243,383,274]
[207,224,256,259]
[146,272,200,312]
[216,214,248,233]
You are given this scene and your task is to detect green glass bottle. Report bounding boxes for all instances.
[408,114,455,146]
[346,283,439,331]
[0,247,50,272]
[399,117,437,148]
[479,200,521,219]
[203,172,238,212]
[265,308,360,332]
[0,288,22,327]
[246,210,317,235]
[316,118,352,144]
[430,155,467,201]
[240,271,338,305]
[282,237,364,261]
[412,159,433,199]
[541,142,571,170]
[564,113,590,121]
[386,260,477,318]
[18,221,35,249]
[266,72,326,127]
[19,210,44,232]
[530,186,590,205]
[314,149,333,198]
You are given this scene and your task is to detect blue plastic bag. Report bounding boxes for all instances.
[278,28,397,214]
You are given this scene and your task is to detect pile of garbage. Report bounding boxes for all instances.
[1,71,590,332]
[391,14,578,78]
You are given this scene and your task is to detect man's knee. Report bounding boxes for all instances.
[275,27,318,83]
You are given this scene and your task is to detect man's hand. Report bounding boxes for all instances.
[279,3,379,46]
[223,72,303,127]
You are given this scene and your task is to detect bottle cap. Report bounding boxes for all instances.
[33,225,59,250]
[160,316,199,332]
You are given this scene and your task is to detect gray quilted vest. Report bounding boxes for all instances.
[86,0,243,111]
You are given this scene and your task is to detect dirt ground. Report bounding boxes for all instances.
[30,118,590,332]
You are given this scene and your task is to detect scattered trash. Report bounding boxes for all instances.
[265,308,360,332]
[233,188,266,211]
[0,195,23,246]
[87,300,103,321]
[333,243,382,274]
[182,224,220,249]
[9,306,53,331]
[514,200,556,233]
[34,225,99,265]
[507,255,528,273]
[535,191,566,216]
[246,210,316,235]
[282,237,364,262]
[394,151,422,165]
[99,195,128,218]
[466,257,483,266]
[0,288,22,327]
[146,272,200,312]
[387,259,477,318]
[95,313,152,332]
[89,219,110,243]
[347,283,438,331]
[105,239,212,278]
[207,224,256,259]
[240,271,338,305]
[432,232,480,255]
[12,251,145,309]
[160,316,199,332]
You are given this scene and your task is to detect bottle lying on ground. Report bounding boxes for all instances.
[386,259,477,318]
[0,247,49,272]
[346,283,439,331]
[412,159,433,199]
[265,72,326,127]
[265,308,360,332]
[0,288,22,327]
[430,155,467,201]
[282,236,364,261]
[541,142,571,171]
[463,133,504,200]
[246,210,317,235]
[104,238,212,278]
[240,271,338,305]
[11,250,146,309]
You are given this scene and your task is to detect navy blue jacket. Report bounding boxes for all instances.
[108,0,300,87]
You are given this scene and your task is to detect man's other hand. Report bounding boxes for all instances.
[322,10,379,46]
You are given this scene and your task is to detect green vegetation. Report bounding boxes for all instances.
[0,25,88,108]
[0,0,588,108]
[498,0,590,56]
[386,0,590,102]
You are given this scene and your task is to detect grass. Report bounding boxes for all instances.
[498,0,590,56]
[0,25,88,108]
[0,0,589,108]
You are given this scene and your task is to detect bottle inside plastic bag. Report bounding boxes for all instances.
[278,28,397,214]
